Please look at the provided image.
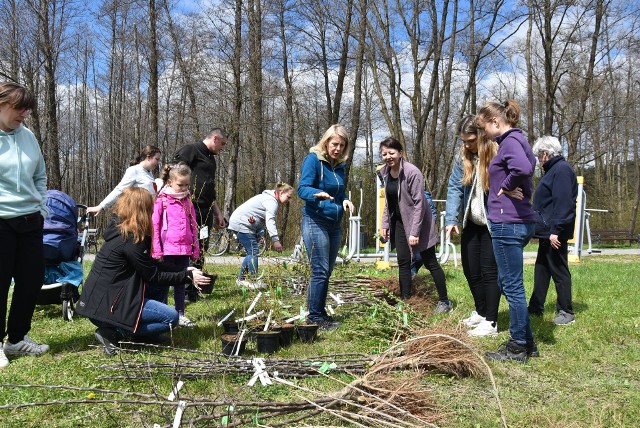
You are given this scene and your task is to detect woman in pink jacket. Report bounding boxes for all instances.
[148,162,200,327]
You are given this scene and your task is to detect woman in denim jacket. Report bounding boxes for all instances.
[445,115,500,337]
[297,124,354,331]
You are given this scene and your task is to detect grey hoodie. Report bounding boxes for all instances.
[228,190,280,242]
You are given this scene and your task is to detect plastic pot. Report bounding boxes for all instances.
[220,334,247,356]
[222,320,239,335]
[295,323,319,343]
[199,273,217,294]
[276,324,295,347]
[255,331,281,354]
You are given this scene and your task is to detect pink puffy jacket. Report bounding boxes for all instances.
[151,192,200,260]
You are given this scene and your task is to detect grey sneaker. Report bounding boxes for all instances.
[0,348,9,368]
[553,310,575,325]
[434,300,453,314]
[3,335,50,357]
[485,340,528,363]
[178,315,196,328]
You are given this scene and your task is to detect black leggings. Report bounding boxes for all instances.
[394,219,448,301]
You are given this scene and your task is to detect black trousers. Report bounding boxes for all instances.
[0,213,45,344]
[394,219,448,301]
[461,222,500,322]
[529,239,573,314]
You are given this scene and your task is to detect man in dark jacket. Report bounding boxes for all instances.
[528,136,578,325]
[174,128,228,301]
[174,128,228,262]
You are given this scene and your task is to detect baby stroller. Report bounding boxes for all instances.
[36,190,88,321]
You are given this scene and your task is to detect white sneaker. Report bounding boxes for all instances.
[461,311,485,327]
[179,315,196,328]
[3,335,50,356]
[467,319,498,337]
[252,281,268,289]
[236,279,254,288]
[0,348,9,368]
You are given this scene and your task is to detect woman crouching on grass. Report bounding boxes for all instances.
[77,187,210,355]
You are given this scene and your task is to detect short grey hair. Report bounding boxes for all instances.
[532,135,563,157]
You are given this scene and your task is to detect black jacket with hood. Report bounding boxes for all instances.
[76,216,191,332]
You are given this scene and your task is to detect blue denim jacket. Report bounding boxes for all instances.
[297,152,348,223]
[445,159,490,230]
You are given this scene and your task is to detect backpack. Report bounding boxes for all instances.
[424,191,438,220]
[43,190,79,265]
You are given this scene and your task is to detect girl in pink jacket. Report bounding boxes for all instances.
[149,162,200,327]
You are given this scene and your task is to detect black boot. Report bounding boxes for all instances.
[485,339,529,363]
[527,341,540,358]
[94,327,121,356]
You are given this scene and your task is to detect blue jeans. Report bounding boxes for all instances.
[302,214,342,322]
[237,232,260,279]
[91,299,179,338]
[490,223,535,344]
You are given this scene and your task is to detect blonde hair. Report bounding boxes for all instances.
[477,99,521,128]
[457,115,498,190]
[312,124,350,163]
[161,162,191,185]
[274,182,294,194]
[113,187,154,243]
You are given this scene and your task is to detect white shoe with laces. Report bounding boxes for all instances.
[461,311,485,327]
[3,335,50,356]
[179,315,196,328]
[467,319,498,337]
[0,348,9,368]
[236,279,254,288]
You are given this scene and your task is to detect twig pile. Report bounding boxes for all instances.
[93,348,371,380]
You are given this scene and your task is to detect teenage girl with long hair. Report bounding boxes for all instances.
[445,115,500,337]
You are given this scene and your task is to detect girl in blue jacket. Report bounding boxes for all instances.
[297,124,354,331]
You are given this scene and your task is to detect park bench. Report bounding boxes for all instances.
[591,229,640,247]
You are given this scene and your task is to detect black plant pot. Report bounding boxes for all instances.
[255,331,281,354]
[296,323,319,343]
[222,320,239,335]
[199,273,217,294]
[220,334,247,356]
[276,324,295,347]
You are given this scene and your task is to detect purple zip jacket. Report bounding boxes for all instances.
[487,128,537,224]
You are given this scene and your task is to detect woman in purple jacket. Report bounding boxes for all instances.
[476,99,538,363]
[379,137,451,313]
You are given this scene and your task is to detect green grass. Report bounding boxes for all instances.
[0,255,639,427]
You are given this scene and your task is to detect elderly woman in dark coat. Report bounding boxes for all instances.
[528,136,578,326]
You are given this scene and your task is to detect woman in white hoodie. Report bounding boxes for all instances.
[228,183,294,289]
[0,82,50,368]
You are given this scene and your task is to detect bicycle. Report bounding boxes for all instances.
[206,227,267,257]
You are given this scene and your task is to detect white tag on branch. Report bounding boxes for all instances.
[327,305,335,315]
[236,310,264,322]
[167,380,184,401]
[217,309,236,326]
[263,310,272,331]
[172,400,187,428]
[329,293,344,305]
[284,313,307,323]
[248,358,272,387]
[247,292,263,314]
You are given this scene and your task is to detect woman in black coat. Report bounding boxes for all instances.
[77,187,210,355]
